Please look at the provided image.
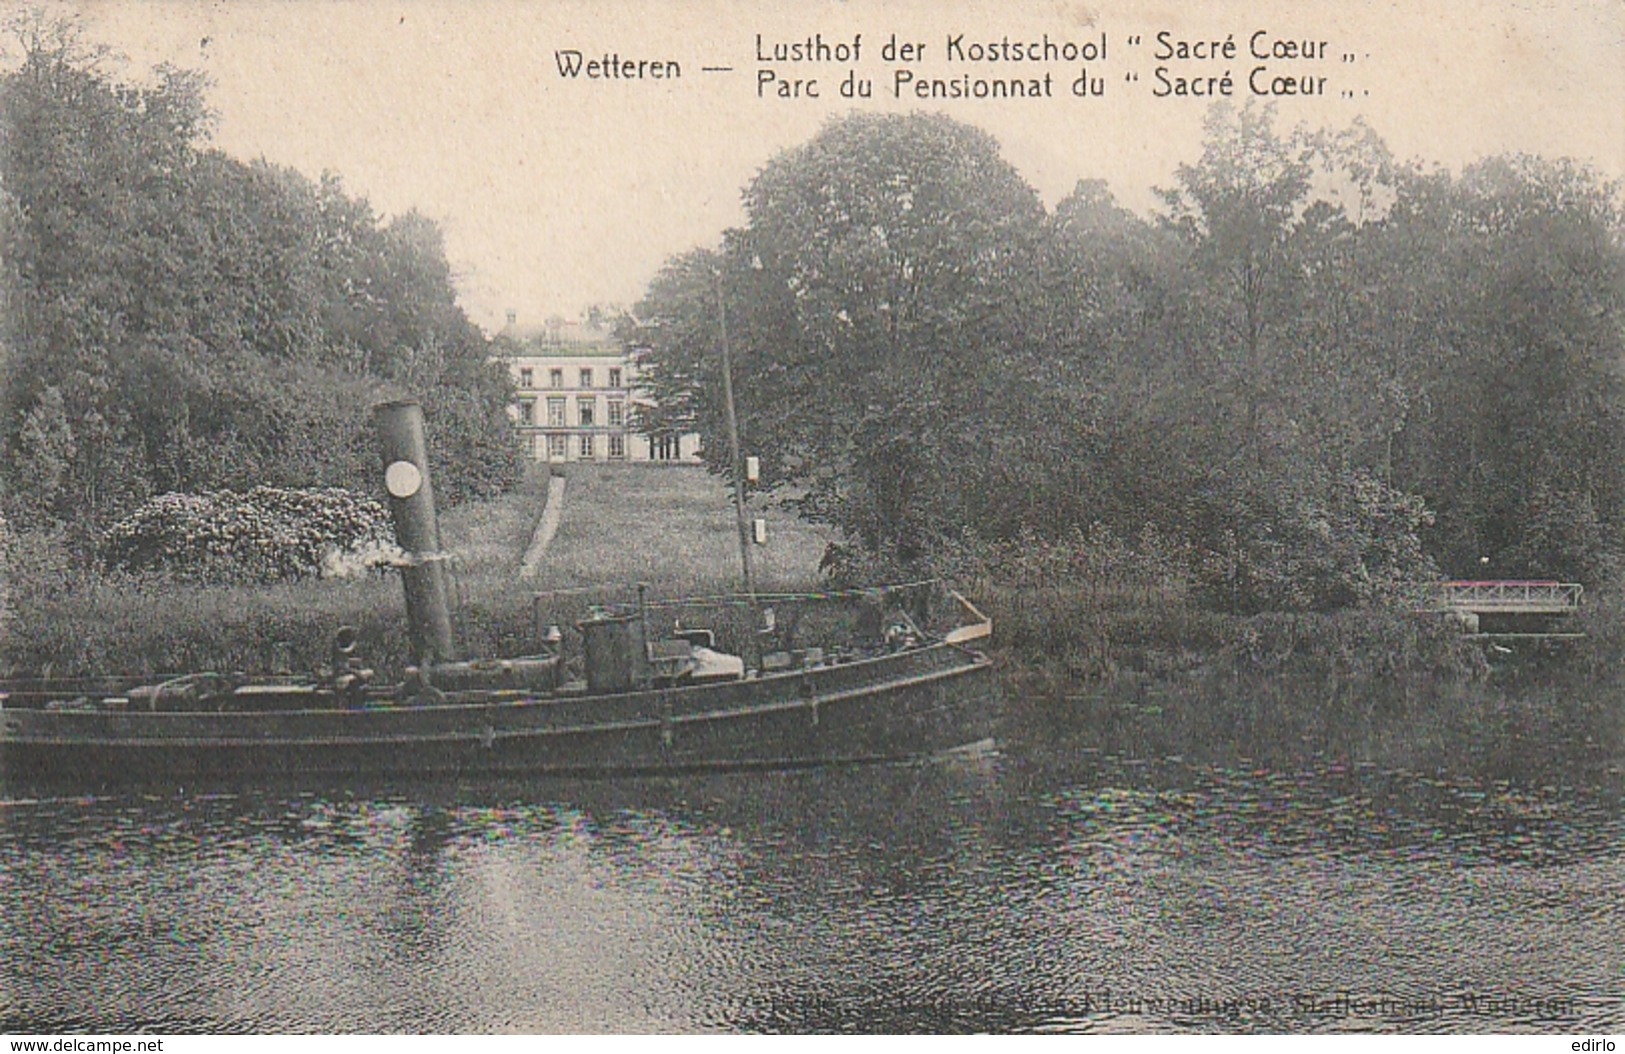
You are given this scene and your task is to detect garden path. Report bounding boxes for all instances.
[518,473,568,578]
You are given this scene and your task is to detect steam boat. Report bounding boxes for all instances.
[0,402,997,786]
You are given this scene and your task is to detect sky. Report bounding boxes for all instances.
[39,0,1625,331]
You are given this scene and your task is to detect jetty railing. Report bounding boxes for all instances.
[1426,580,1583,614]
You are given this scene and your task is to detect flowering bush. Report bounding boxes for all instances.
[102,486,400,583]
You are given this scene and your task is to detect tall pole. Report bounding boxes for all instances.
[715,268,757,604]
[374,400,458,664]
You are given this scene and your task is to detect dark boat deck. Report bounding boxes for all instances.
[1,638,997,786]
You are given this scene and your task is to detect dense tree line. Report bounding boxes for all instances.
[0,17,521,543]
[628,107,1625,612]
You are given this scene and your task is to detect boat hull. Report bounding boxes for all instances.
[0,642,996,786]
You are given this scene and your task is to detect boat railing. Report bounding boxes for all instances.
[0,673,211,705]
[531,578,988,656]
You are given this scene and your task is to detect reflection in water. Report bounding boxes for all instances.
[1,753,1620,1033]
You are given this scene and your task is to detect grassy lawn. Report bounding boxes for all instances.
[2,462,833,678]
[536,463,831,594]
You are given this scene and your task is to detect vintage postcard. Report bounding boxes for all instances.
[1,0,1621,1039]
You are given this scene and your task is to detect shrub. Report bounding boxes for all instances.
[3,524,86,606]
[102,486,399,583]
[423,380,526,506]
[1195,469,1436,614]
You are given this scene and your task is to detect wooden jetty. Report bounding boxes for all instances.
[1425,580,1585,639]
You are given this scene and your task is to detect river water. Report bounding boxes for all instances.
[2,745,1621,1034]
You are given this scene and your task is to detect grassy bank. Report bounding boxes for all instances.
[3,465,546,678]
[0,463,832,679]
[532,463,833,596]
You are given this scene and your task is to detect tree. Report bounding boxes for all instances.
[0,17,520,533]
[1156,101,1317,460]
[632,100,1622,608]
[1376,155,1625,577]
[1037,179,1190,538]
[1131,102,1455,611]
[1043,179,1181,369]
[11,385,74,521]
[632,112,1047,560]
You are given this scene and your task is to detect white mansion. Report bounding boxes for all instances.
[495,313,700,464]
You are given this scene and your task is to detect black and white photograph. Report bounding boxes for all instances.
[0,0,1621,1037]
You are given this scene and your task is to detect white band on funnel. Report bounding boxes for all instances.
[384,460,423,499]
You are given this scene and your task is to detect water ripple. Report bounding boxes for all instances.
[2,756,1620,1033]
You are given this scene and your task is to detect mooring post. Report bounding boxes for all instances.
[373,400,458,664]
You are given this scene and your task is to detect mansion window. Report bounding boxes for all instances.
[577,397,595,426]
[579,434,595,459]
[580,368,594,389]
[608,367,623,389]
[607,399,625,427]
[608,433,626,459]
[519,367,534,388]
[518,399,535,425]
[549,368,564,388]
[547,397,566,427]
[547,433,567,460]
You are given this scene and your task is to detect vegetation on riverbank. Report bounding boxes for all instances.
[0,464,830,679]
[788,520,1609,774]
[992,572,1625,777]
[6,462,1618,776]
[1,465,543,679]
[991,605,1621,779]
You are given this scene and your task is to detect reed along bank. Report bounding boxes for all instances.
[977,578,1625,779]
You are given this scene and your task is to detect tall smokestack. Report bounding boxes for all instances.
[373,400,458,664]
